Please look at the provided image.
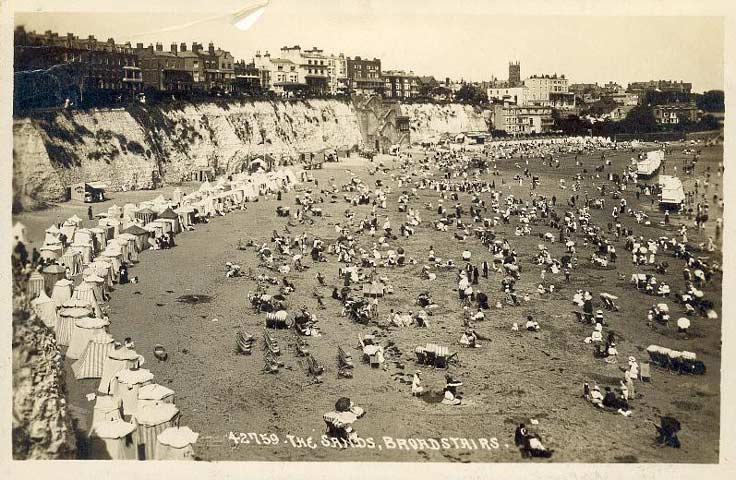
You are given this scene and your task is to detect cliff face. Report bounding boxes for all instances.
[12,265,77,459]
[12,99,363,211]
[403,103,491,142]
[13,99,489,211]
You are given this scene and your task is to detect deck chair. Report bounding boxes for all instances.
[237,328,254,355]
[338,346,354,369]
[264,352,280,373]
[264,329,280,356]
[639,362,651,382]
[307,353,324,380]
[294,334,310,357]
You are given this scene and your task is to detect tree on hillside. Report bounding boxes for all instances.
[695,90,725,112]
[552,111,591,136]
[454,84,488,106]
[619,106,659,133]
[583,97,619,116]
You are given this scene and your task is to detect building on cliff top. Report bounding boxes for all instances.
[13,26,143,111]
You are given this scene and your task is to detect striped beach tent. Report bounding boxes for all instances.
[44,224,61,245]
[39,244,63,262]
[42,264,67,293]
[27,270,45,299]
[88,227,107,252]
[112,367,154,417]
[67,316,110,360]
[60,220,77,243]
[116,233,139,262]
[72,282,103,318]
[137,384,175,410]
[57,306,92,347]
[71,241,93,265]
[60,249,83,276]
[89,260,113,288]
[91,395,123,426]
[73,228,94,246]
[109,238,131,263]
[51,278,74,307]
[155,426,198,461]
[88,419,138,460]
[98,248,122,281]
[133,403,180,460]
[98,345,143,394]
[82,272,106,303]
[31,290,58,329]
[71,332,115,379]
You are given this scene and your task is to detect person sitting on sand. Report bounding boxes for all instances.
[525,315,540,332]
[411,370,424,396]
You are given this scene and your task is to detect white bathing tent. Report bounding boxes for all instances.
[659,175,686,206]
[12,222,27,246]
[88,419,138,460]
[637,150,663,177]
[98,345,144,394]
[112,367,155,417]
[155,426,199,460]
[31,290,57,329]
[67,315,110,360]
[71,332,116,380]
[137,384,175,410]
[133,402,180,460]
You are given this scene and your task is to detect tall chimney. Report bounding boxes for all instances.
[208,42,215,54]
[180,42,187,52]
[155,42,163,52]
[171,43,177,54]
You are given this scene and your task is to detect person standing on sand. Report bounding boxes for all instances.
[88,206,93,220]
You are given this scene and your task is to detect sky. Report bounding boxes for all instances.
[12,0,725,92]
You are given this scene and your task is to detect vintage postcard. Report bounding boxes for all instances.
[2,0,734,478]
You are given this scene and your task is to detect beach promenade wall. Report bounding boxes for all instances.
[13,99,489,211]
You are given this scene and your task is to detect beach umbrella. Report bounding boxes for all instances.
[657,303,669,313]
[677,317,691,330]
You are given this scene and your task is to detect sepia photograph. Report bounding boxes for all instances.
[2,0,734,476]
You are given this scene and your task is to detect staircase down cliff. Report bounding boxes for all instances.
[12,99,363,211]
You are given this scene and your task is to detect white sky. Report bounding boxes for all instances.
[12,0,725,92]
